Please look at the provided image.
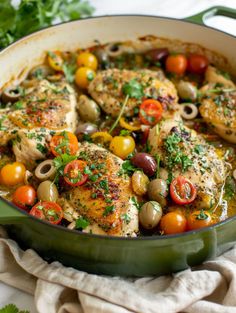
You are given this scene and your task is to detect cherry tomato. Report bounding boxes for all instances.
[47,51,63,71]
[29,201,63,224]
[187,54,208,74]
[0,162,26,186]
[139,99,163,126]
[170,176,197,205]
[109,136,135,159]
[75,67,96,89]
[77,52,98,71]
[50,131,79,156]
[160,211,187,235]
[12,185,36,209]
[187,210,214,230]
[64,160,88,186]
[165,54,187,75]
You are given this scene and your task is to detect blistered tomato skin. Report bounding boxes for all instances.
[131,153,157,176]
[160,212,187,235]
[0,162,26,186]
[13,185,36,209]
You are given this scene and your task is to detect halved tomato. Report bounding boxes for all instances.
[170,176,197,205]
[50,131,79,156]
[139,99,163,126]
[64,160,88,186]
[29,201,63,224]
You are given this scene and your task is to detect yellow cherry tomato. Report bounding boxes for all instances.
[47,51,63,71]
[119,117,141,131]
[91,132,113,144]
[75,67,96,89]
[0,162,26,186]
[109,136,135,159]
[77,52,98,71]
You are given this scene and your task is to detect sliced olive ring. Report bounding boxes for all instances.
[2,86,21,103]
[29,65,54,79]
[180,103,198,120]
[105,43,124,57]
[35,159,56,181]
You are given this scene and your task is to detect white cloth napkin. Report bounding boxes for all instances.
[1,228,236,313]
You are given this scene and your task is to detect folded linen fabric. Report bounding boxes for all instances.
[0,228,236,313]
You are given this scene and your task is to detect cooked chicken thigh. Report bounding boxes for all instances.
[88,68,179,118]
[199,68,236,143]
[148,119,226,208]
[0,80,77,166]
[59,142,139,236]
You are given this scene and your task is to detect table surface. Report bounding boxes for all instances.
[1,0,236,311]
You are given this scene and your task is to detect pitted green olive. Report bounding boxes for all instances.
[139,201,163,229]
[78,95,100,122]
[132,171,149,196]
[37,180,59,202]
[2,86,21,103]
[148,178,168,207]
[29,65,53,79]
[35,159,56,181]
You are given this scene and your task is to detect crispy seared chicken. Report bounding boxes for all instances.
[0,80,77,166]
[148,119,227,208]
[88,68,179,118]
[59,142,139,236]
[199,66,236,143]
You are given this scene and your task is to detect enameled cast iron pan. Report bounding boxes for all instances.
[0,6,236,276]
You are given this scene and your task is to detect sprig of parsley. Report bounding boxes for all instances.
[53,153,77,182]
[0,0,94,49]
[122,79,144,99]
[0,304,29,313]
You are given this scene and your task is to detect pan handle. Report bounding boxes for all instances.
[185,6,236,25]
[0,197,27,224]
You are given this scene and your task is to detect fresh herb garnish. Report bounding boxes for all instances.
[0,0,94,49]
[224,176,236,200]
[75,217,90,230]
[103,205,116,216]
[131,196,142,211]
[118,160,139,176]
[0,303,29,313]
[120,129,130,136]
[53,153,77,182]
[120,213,131,224]
[36,143,48,154]
[122,79,144,99]
[62,62,77,83]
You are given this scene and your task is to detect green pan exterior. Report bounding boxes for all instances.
[1,197,236,277]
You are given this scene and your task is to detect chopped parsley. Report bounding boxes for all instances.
[224,176,236,200]
[75,217,90,230]
[118,160,139,176]
[103,205,116,216]
[120,213,131,224]
[122,79,144,99]
[36,143,48,154]
[0,304,29,313]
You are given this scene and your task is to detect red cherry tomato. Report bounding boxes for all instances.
[187,210,214,230]
[50,131,79,157]
[64,160,88,186]
[187,54,208,74]
[29,201,63,224]
[165,54,187,75]
[160,211,187,235]
[170,176,197,205]
[12,185,36,209]
[139,99,163,126]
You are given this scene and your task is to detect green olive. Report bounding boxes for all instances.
[35,159,56,181]
[177,81,197,101]
[29,65,53,79]
[78,95,100,122]
[132,171,149,196]
[2,86,21,103]
[37,180,59,202]
[139,201,163,229]
[147,178,168,207]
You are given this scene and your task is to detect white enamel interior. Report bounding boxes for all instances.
[0,15,235,88]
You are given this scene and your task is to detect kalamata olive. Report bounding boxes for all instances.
[177,81,198,101]
[76,123,98,136]
[148,178,168,207]
[35,159,56,181]
[29,65,53,79]
[132,171,150,196]
[139,201,163,229]
[145,48,169,64]
[94,49,109,69]
[2,86,21,103]
[37,180,59,202]
[180,103,198,120]
[131,153,157,176]
[78,95,101,123]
